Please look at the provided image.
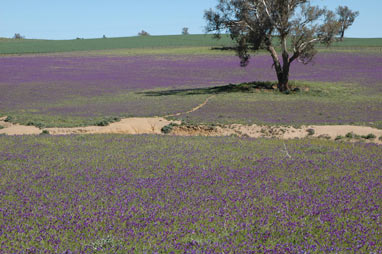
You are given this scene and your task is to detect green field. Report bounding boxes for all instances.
[0,35,234,54]
[1,34,382,54]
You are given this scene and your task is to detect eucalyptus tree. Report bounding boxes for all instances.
[336,6,359,41]
[205,0,358,92]
[182,27,190,35]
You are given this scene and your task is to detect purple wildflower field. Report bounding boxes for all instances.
[176,96,382,126]
[1,54,381,89]
[1,52,382,127]
[1,53,381,107]
[0,135,381,253]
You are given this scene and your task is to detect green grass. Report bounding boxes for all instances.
[1,35,381,55]
[329,38,382,47]
[163,81,382,128]
[2,81,382,129]
[83,46,241,56]
[0,92,210,128]
[0,34,235,54]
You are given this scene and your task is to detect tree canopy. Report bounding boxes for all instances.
[205,0,358,92]
[336,6,359,40]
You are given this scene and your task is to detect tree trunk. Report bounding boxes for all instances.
[277,71,290,92]
[339,30,345,41]
[267,43,291,93]
[278,57,290,92]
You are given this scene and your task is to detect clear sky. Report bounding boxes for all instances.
[1,0,381,40]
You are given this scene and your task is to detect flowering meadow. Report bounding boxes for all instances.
[1,52,382,127]
[174,91,382,127]
[0,135,381,253]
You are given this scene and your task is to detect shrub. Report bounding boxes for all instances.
[161,123,179,134]
[27,121,44,129]
[96,120,109,127]
[40,130,50,135]
[95,117,120,127]
[4,116,13,122]
[345,132,354,138]
[306,128,315,136]
[379,136,382,141]
[345,132,361,139]
[362,133,376,140]
[335,135,344,141]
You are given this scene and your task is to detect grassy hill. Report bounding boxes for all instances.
[0,34,381,54]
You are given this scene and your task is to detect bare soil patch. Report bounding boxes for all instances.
[0,116,176,136]
[171,124,382,144]
[0,117,41,135]
[1,116,381,144]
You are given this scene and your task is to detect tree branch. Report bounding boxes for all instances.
[298,38,319,51]
[261,0,281,29]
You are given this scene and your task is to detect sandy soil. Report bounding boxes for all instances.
[0,116,177,136]
[46,118,179,135]
[1,116,381,143]
[171,124,382,144]
[0,117,41,135]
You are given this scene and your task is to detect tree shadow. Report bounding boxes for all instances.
[140,81,276,96]
[210,46,237,51]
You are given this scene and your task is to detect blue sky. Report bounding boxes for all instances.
[0,0,381,40]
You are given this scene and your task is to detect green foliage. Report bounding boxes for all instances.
[362,133,376,140]
[95,117,121,127]
[95,120,110,127]
[345,132,359,139]
[26,121,44,129]
[335,135,344,140]
[306,129,315,136]
[40,130,50,135]
[346,132,376,140]
[4,116,13,122]
[161,123,179,134]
